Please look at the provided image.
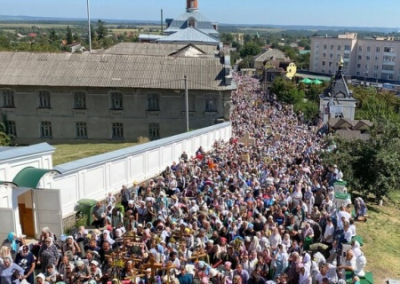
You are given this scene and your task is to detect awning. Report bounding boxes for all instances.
[12,167,60,188]
[295,73,331,81]
[0,181,17,187]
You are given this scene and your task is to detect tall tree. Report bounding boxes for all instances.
[96,19,108,40]
[66,26,73,44]
[240,41,262,58]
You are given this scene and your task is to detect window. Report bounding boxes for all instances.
[373,73,378,78]
[149,123,160,140]
[367,46,371,52]
[74,91,86,109]
[39,90,51,108]
[188,17,196,28]
[7,121,16,137]
[374,65,379,70]
[147,93,160,111]
[358,55,362,60]
[76,122,87,138]
[366,56,370,61]
[40,121,52,138]
[1,89,15,108]
[376,46,381,52]
[329,62,333,67]
[356,72,360,76]
[205,95,217,112]
[365,65,369,70]
[330,45,334,50]
[112,123,124,139]
[110,91,123,110]
[338,45,342,51]
[344,45,350,51]
[322,61,326,66]
[323,44,327,50]
[382,65,394,71]
[357,64,361,68]
[384,47,396,53]
[375,56,379,61]
[358,46,362,52]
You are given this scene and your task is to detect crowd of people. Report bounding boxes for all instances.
[0,74,368,284]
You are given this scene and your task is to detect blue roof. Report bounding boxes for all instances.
[158,27,219,45]
[164,10,219,37]
[0,143,55,162]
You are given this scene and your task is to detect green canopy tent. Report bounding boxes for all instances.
[313,79,323,85]
[299,78,313,84]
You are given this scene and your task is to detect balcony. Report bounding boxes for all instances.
[383,52,396,57]
[381,69,395,74]
[382,61,396,66]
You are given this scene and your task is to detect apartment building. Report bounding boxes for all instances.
[310,33,400,82]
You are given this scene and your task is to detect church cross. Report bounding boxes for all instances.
[143,255,163,278]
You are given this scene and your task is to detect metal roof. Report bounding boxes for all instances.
[254,49,289,62]
[138,34,166,41]
[100,42,217,56]
[0,142,55,162]
[164,10,219,37]
[0,51,233,91]
[157,27,219,45]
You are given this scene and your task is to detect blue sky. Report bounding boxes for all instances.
[1,0,400,28]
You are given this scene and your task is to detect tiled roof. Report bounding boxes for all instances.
[0,51,233,91]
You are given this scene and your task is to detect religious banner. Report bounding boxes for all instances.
[241,153,250,163]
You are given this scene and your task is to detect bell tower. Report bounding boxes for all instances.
[186,0,198,12]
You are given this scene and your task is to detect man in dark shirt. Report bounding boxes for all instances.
[92,201,106,229]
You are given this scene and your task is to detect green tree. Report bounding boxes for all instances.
[0,122,12,146]
[49,29,58,42]
[322,120,400,200]
[96,20,108,40]
[66,26,73,44]
[240,41,262,58]
[270,77,304,105]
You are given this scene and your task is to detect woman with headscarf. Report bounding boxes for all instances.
[248,236,261,253]
[38,237,59,273]
[1,232,18,259]
[44,263,60,283]
[14,245,36,284]
[298,263,312,284]
[269,228,282,251]
[0,256,25,284]
[272,244,288,279]
[101,230,115,249]
[355,197,367,221]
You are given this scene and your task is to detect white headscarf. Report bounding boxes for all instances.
[102,230,115,245]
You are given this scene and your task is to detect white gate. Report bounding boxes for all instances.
[33,189,63,239]
[0,208,15,242]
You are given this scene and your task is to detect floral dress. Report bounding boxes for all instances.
[39,244,59,272]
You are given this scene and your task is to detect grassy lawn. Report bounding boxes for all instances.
[52,143,138,166]
[356,202,400,282]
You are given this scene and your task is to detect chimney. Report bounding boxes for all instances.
[186,0,198,12]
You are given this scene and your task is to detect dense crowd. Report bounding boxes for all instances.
[0,74,368,284]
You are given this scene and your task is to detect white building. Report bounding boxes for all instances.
[311,32,400,82]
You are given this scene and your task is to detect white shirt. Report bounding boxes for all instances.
[337,210,351,229]
[323,223,335,243]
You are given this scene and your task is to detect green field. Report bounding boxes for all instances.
[52,143,139,165]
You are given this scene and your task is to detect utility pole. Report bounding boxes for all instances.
[184,75,189,132]
[87,0,92,52]
[161,9,164,34]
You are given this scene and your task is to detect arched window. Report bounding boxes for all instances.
[188,17,196,28]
